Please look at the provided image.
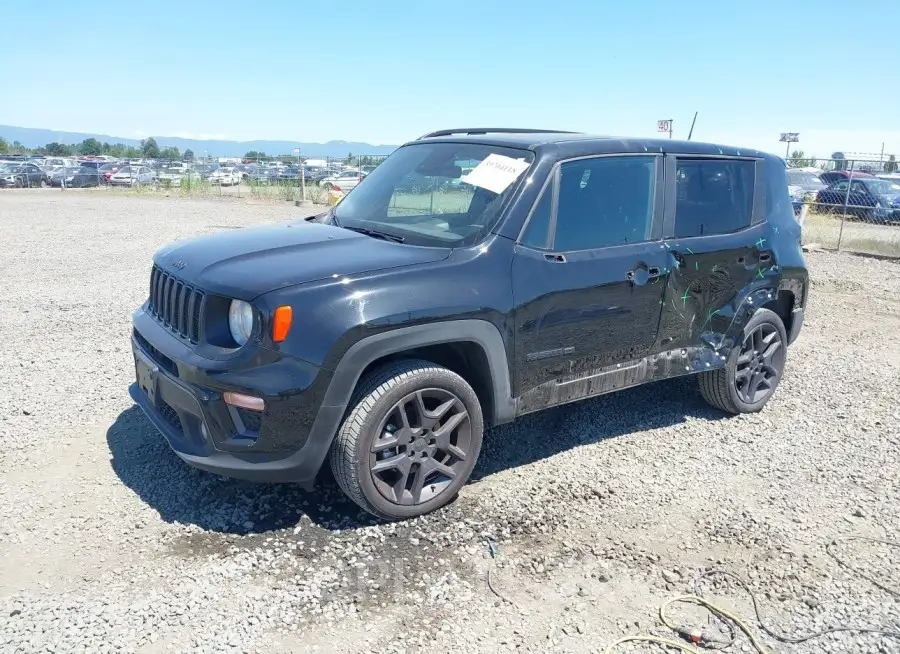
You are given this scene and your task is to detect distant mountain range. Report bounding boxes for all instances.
[0,125,399,158]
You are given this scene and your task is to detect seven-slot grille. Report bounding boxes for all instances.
[148,265,204,343]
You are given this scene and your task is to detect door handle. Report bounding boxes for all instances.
[544,253,566,263]
[627,266,661,283]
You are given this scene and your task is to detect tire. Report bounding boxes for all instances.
[329,359,484,521]
[698,308,787,415]
[323,182,334,191]
[40,179,48,188]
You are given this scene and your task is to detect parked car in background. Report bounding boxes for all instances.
[246,168,278,184]
[786,169,826,194]
[109,165,155,186]
[42,157,79,169]
[77,160,107,170]
[51,166,105,188]
[98,163,123,183]
[192,164,220,179]
[786,169,827,214]
[0,161,51,188]
[818,169,874,185]
[319,169,367,192]
[158,167,201,188]
[303,167,333,184]
[208,167,241,186]
[815,177,900,222]
[49,166,84,187]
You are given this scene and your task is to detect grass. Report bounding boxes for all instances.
[802,207,900,258]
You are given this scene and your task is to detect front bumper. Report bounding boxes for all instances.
[874,206,900,222]
[129,308,344,483]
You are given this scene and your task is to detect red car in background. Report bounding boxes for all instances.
[819,169,875,185]
[98,162,122,182]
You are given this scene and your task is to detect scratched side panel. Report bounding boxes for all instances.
[515,345,730,416]
[656,223,770,353]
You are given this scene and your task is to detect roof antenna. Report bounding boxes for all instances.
[687,112,698,140]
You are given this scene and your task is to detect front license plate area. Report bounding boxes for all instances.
[135,352,159,406]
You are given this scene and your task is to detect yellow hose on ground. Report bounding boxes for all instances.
[604,594,770,654]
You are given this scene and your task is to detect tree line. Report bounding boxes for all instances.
[0,136,194,161]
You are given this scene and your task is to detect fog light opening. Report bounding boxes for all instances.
[223,392,265,412]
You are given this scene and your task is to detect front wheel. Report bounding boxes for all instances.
[329,359,484,521]
[698,308,787,415]
[40,179,48,188]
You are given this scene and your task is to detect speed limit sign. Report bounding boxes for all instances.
[657,120,672,133]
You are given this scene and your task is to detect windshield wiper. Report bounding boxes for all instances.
[342,225,405,243]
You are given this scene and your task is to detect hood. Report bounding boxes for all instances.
[152,220,451,301]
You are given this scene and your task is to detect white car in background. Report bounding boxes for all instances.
[108,165,155,186]
[208,167,241,186]
[319,169,367,192]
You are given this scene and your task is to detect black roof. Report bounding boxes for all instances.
[408,128,773,161]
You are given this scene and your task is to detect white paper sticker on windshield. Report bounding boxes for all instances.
[460,154,530,194]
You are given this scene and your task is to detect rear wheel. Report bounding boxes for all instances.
[699,308,787,414]
[329,359,484,521]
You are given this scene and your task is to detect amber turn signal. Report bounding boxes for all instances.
[223,392,264,411]
[272,305,293,342]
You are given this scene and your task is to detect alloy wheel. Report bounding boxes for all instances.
[735,323,785,404]
[369,388,472,506]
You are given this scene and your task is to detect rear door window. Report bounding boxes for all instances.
[674,158,755,237]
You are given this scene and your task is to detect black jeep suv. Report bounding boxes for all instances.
[130,128,807,520]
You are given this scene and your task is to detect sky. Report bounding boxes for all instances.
[3,0,900,159]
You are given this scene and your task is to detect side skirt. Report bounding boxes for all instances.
[515,345,728,416]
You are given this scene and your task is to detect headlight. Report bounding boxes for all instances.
[228,300,254,346]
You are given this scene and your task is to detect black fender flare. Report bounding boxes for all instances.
[709,282,788,353]
[320,319,516,424]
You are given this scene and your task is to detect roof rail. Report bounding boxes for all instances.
[416,127,579,140]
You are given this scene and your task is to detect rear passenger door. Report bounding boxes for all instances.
[657,155,768,350]
[511,154,670,412]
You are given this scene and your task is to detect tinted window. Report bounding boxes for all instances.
[520,183,553,249]
[674,159,755,237]
[552,156,656,251]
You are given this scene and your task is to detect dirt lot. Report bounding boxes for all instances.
[0,190,898,653]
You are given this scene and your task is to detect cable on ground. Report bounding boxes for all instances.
[602,536,900,653]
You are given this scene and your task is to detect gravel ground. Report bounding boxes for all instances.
[0,190,898,653]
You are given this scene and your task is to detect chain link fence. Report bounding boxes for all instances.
[789,156,900,258]
[1,152,390,203]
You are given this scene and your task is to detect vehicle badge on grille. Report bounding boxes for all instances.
[172,259,187,271]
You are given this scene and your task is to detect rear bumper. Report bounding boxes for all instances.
[129,309,345,483]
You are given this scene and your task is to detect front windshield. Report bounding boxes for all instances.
[867,180,900,194]
[333,142,534,247]
[117,166,133,174]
